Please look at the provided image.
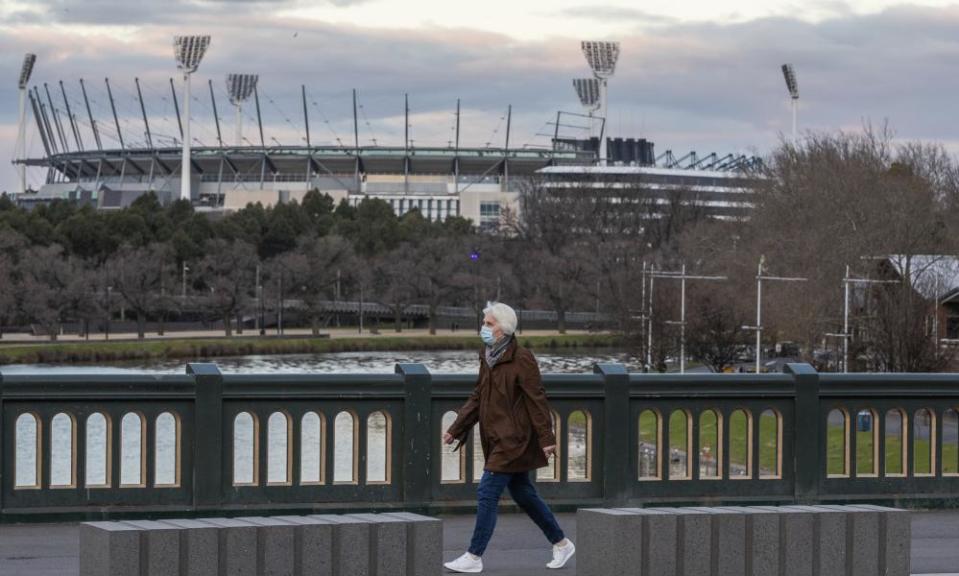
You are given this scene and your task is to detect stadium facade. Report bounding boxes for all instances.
[12,60,761,226]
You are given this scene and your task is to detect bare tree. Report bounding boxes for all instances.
[105,243,174,339]
[289,234,355,336]
[406,236,470,335]
[369,247,418,332]
[19,245,93,340]
[199,239,258,337]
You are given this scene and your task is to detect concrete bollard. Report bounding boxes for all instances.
[271,516,335,576]
[347,514,408,576]
[849,504,911,576]
[684,507,746,576]
[716,506,782,576]
[309,514,372,576]
[79,521,142,576]
[199,518,259,576]
[646,507,712,576]
[121,520,181,576]
[576,508,644,576]
[237,516,297,576]
[382,512,443,576]
[158,519,220,576]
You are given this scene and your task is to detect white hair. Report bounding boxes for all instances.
[483,301,518,335]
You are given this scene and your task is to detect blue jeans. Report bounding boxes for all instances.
[468,470,565,557]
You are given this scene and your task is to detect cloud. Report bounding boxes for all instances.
[560,6,679,26]
[3,3,959,193]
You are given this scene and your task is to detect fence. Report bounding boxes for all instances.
[2,363,959,522]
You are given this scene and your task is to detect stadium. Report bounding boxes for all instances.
[10,40,763,225]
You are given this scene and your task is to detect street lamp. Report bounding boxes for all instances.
[227,73,258,146]
[649,264,728,373]
[581,41,620,166]
[742,256,807,373]
[826,264,900,372]
[173,34,211,202]
[17,53,37,195]
[781,64,799,143]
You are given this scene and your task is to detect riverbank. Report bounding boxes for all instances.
[0,330,624,365]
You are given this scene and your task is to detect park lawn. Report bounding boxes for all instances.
[635,409,780,476]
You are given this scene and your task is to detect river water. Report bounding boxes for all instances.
[12,349,639,488]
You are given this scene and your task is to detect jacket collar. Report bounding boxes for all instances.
[478,336,518,366]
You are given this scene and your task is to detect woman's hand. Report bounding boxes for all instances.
[443,432,455,445]
[543,445,556,458]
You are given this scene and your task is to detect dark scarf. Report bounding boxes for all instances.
[485,334,514,368]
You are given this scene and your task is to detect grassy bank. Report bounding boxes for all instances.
[0,333,625,366]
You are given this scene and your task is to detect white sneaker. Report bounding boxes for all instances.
[546,539,575,569]
[444,552,483,573]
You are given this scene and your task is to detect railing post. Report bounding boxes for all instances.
[396,363,432,507]
[187,362,223,511]
[786,362,820,503]
[595,363,631,506]
[0,369,5,513]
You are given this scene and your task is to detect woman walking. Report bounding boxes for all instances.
[443,302,575,573]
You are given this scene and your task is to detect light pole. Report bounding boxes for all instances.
[173,35,211,202]
[227,73,258,146]
[17,53,36,196]
[742,256,807,373]
[649,263,728,373]
[826,264,900,372]
[581,41,620,166]
[181,262,189,300]
[781,64,799,143]
[105,286,112,340]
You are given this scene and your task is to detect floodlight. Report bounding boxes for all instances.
[573,78,601,111]
[227,73,258,105]
[581,41,620,79]
[781,64,798,99]
[19,53,36,89]
[16,53,37,196]
[173,35,210,74]
[172,34,210,202]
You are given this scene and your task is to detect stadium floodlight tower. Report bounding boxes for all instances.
[173,34,210,202]
[581,40,620,166]
[573,77,601,139]
[17,53,37,195]
[782,63,799,143]
[227,73,258,146]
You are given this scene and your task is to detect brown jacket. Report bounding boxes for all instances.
[447,338,557,473]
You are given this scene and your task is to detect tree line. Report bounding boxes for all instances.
[2,126,958,372]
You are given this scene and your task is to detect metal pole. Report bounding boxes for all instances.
[79,79,102,151]
[17,87,27,194]
[503,104,512,191]
[302,84,312,190]
[647,264,654,371]
[352,88,360,187]
[640,261,647,370]
[59,80,83,151]
[791,99,798,143]
[253,84,266,189]
[181,262,187,299]
[104,78,124,150]
[359,284,364,334]
[756,258,763,374]
[454,98,461,193]
[843,265,850,373]
[599,79,608,166]
[209,79,223,148]
[680,262,687,374]
[404,93,409,193]
[44,84,68,153]
[29,90,52,159]
[135,78,153,148]
[170,78,183,141]
[180,72,192,201]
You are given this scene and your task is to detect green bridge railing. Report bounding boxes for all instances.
[2,363,958,522]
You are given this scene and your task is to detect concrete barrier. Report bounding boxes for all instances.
[79,512,442,576]
[576,504,910,576]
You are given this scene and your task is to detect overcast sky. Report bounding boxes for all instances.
[2,0,959,192]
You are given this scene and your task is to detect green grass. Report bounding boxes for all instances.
[0,333,624,366]
[636,409,780,476]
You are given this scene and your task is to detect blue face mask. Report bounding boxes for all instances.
[480,325,496,345]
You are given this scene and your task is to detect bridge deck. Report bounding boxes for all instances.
[2,511,958,575]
